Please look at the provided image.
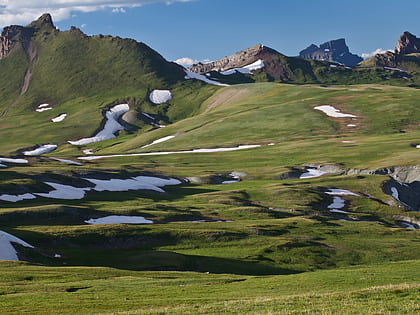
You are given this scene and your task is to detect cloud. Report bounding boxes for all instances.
[112,7,127,13]
[174,57,198,66]
[361,48,393,59]
[0,0,194,28]
[174,57,212,67]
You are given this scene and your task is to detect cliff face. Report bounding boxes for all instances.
[188,44,283,73]
[299,38,363,66]
[395,31,420,55]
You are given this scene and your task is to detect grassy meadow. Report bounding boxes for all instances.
[0,80,419,313]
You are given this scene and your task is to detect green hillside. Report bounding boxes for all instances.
[0,16,419,314]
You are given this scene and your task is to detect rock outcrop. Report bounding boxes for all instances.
[0,13,55,60]
[395,31,420,55]
[298,38,363,66]
[361,31,420,69]
[188,44,274,73]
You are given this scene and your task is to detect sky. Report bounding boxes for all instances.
[1,0,419,66]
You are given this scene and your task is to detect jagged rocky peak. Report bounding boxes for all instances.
[395,31,420,55]
[0,14,55,59]
[188,44,281,74]
[299,38,363,66]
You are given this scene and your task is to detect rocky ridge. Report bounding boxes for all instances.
[298,38,363,66]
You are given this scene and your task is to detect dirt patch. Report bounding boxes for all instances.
[204,88,251,113]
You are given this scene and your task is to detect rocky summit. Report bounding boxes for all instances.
[395,31,420,55]
[298,38,363,66]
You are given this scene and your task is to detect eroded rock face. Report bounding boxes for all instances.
[188,44,278,73]
[299,38,363,66]
[395,31,420,55]
[0,13,55,59]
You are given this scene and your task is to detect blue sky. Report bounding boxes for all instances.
[1,0,419,65]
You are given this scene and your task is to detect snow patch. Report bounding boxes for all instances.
[50,158,83,166]
[23,144,57,156]
[328,196,346,210]
[220,59,265,75]
[326,189,359,196]
[36,104,52,112]
[0,230,34,261]
[79,145,261,161]
[142,135,176,148]
[0,157,28,164]
[0,193,36,202]
[68,104,129,146]
[85,215,153,225]
[299,168,328,179]
[35,182,90,200]
[51,113,67,122]
[314,105,357,118]
[149,90,172,104]
[185,70,229,86]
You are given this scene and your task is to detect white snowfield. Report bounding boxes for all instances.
[314,105,357,118]
[0,157,28,164]
[50,158,83,166]
[220,59,265,75]
[0,230,34,261]
[0,193,36,202]
[328,196,346,210]
[184,70,229,86]
[299,168,328,179]
[142,135,176,148]
[51,113,67,122]
[149,90,172,104]
[68,104,129,145]
[78,145,261,161]
[85,215,154,225]
[23,144,57,156]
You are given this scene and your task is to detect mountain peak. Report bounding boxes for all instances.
[27,13,55,29]
[299,38,362,66]
[395,31,420,55]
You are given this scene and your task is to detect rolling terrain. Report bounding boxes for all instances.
[0,15,419,314]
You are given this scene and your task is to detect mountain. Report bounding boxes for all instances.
[298,38,363,66]
[359,31,420,71]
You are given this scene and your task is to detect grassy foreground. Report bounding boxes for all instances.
[0,260,418,314]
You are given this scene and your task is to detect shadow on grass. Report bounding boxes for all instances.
[50,249,301,276]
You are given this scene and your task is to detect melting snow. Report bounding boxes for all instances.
[51,113,67,122]
[384,67,406,72]
[35,182,90,200]
[220,59,265,75]
[0,157,28,164]
[0,230,34,261]
[0,163,6,167]
[36,104,52,112]
[0,193,36,202]
[84,176,181,193]
[85,215,153,225]
[347,124,357,127]
[328,196,346,209]
[68,104,129,145]
[184,70,229,86]
[299,168,328,179]
[23,144,57,156]
[78,145,261,161]
[314,105,357,118]
[326,189,359,196]
[50,158,83,166]
[149,90,172,104]
[142,135,176,148]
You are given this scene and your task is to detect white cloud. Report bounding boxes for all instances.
[361,48,393,59]
[0,0,193,28]
[112,7,126,13]
[174,57,198,66]
[81,23,87,28]
[174,57,212,67]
